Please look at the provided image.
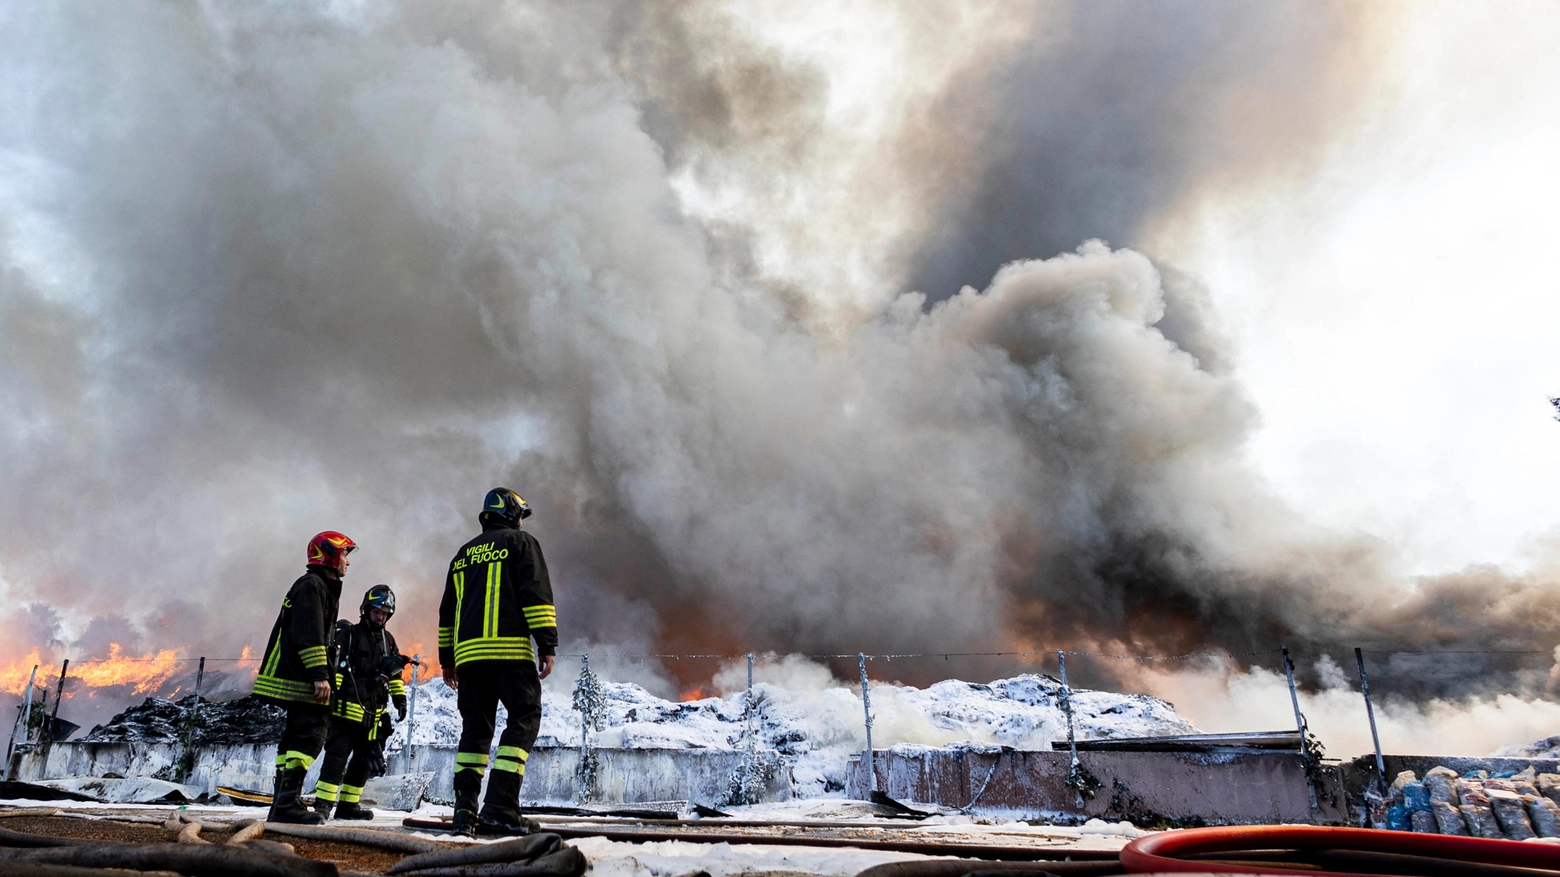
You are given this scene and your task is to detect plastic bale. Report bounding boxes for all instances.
[1459,779,1492,807]
[1386,805,1411,832]
[1426,768,1459,804]
[1527,795,1560,838]
[1538,773,1560,805]
[1431,801,1470,836]
[1492,791,1537,840]
[1461,802,1504,839]
[1403,782,1431,812]
[1410,810,1439,834]
[1388,770,1418,807]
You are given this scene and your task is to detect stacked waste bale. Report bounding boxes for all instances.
[1387,765,1560,838]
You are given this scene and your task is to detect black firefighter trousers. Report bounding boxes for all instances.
[276,705,330,771]
[315,717,383,805]
[454,661,542,799]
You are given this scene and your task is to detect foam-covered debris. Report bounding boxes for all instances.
[384,673,1196,798]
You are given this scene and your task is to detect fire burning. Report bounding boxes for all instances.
[0,644,260,698]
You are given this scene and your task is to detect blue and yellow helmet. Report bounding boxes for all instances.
[361,584,395,620]
[480,487,532,527]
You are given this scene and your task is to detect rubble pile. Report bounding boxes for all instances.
[1382,766,1560,838]
[84,695,286,744]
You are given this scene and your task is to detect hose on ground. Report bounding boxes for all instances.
[387,834,560,874]
[0,841,336,877]
[402,848,588,877]
[1121,825,1560,877]
[854,860,1122,877]
[262,820,444,854]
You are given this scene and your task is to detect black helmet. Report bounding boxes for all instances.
[480,487,531,527]
[361,584,395,622]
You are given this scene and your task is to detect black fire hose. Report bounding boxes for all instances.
[0,841,336,877]
[855,860,1123,877]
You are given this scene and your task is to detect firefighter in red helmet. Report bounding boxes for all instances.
[253,530,355,824]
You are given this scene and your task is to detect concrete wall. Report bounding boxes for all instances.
[847,746,1346,824]
[16,742,791,807]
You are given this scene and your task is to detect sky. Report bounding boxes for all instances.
[1,0,1559,755]
[1171,1,1560,576]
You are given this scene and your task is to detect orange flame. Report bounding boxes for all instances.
[0,649,47,696]
[70,644,186,695]
[679,685,708,702]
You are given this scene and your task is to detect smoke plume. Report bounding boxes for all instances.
[0,1,1554,738]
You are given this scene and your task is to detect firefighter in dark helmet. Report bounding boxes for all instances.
[439,488,558,836]
[254,530,356,825]
[312,584,411,821]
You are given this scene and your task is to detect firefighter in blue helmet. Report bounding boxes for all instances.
[312,584,411,820]
[253,531,355,824]
[438,488,558,836]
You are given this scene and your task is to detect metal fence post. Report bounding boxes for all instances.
[4,665,37,781]
[1281,647,1318,811]
[858,653,875,795]
[1058,651,1081,805]
[404,656,420,774]
[42,659,68,770]
[1355,647,1387,792]
[177,657,205,785]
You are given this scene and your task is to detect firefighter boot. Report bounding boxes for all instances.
[477,771,538,836]
[268,768,324,825]
[334,800,374,820]
[450,770,482,837]
[312,796,333,820]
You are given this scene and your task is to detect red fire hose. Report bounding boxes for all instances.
[1121,825,1560,877]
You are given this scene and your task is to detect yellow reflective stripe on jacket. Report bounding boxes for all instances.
[333,700,365,723]
[437,626,453,648]
[261,639,283,678]
[254,675,316,704]
[453,637,534,666]
[522,604,557,629]
[484,561,501,639]
[387,679,406,696]
[298,645,329,668]
[453,571,465,645]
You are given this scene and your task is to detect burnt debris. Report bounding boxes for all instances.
[84,695,286,745]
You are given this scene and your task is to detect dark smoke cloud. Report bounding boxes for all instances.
[0,0,1550,732]
[904,0,1388,301]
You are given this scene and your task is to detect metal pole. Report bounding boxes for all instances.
[405,656,420,774]
[38,659,68,777]
[1282,647,1319,811]
[1355,647,1387,792]
[46,660,68,743]
[745,653,755,742]
[19,667,37,744]
[858,653,875,795]
[178,657,206,785]
[5,665,37,782]
[1058,651,1080,804]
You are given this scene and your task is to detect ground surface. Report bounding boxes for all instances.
[0,796,1138,876]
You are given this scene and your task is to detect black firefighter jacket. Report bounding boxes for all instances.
[438,524,557,668]
[331,618,408,735]
[253,565,342,709]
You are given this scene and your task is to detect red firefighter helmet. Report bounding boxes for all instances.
[307,531,357,570]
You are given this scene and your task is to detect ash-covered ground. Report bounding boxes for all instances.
[85,673,1195,798]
